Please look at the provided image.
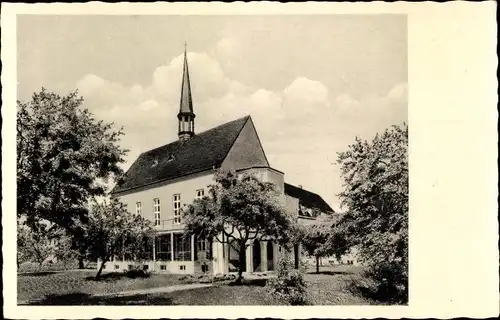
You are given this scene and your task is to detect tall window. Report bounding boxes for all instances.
[196,189,204,199]
[196,236,211,260]
[136,201,142,215]
[173,194,181,224]
[155,234,171,261]
[153,198,161,226]
[173,233,191,261]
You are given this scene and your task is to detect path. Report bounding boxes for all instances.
[93,283,213,297]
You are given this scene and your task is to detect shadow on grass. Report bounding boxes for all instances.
[28,292,177,306]
[85,270,151,282]
[18,271,61,277]
[306,271,353,275]
[228,278,268,287]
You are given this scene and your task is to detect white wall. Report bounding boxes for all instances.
[116,170,215,231]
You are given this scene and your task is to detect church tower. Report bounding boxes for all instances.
[178,43,195,141]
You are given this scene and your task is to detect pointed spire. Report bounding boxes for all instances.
[177,42,195,140]
[179,41,193,114]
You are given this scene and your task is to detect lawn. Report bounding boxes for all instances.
[17,270,192,304]
[18,265,378,305]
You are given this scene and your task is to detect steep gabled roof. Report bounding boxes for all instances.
[112,116,250,194]
[284,183,334,214]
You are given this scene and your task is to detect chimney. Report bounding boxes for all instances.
[298,185,303,189]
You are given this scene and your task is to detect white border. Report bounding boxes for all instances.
[2,2,498,319]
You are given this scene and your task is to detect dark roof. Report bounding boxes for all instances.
[284,183,334,214]
[112,116,250,194]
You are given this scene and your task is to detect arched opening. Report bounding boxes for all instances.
[267,241,274,271]
[252,241,261,272]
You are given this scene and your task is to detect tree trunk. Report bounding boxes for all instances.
[316,256,320,274]
[235,246,246,284]
[95,258,107,280]
[78,256,85,269]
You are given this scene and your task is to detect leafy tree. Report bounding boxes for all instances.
[183,170,296,283]
[335,123,408,303]
[17,221,55,268]
[84,198,153,280]
[300,222,330,274]
[300,217,350,273]
[17,88,128,233]
[53,232,80,269]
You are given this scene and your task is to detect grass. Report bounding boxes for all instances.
[18,261,96,273]
[18,270,191,304]
[18,264,380,305]
[303,265,378,305]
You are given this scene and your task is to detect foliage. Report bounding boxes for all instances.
[300,217,349,273]
[52,232,80,269]
[17,221,55,267]
[183,169,296,282]
[335,123,408,303]
[82,198,153,280]
[266,251,309,305]
[17,88,128,232]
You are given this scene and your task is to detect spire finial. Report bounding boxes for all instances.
[184,41,187,54]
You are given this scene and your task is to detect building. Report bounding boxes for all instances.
[105,47,335,275]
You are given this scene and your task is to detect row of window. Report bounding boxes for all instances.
[155,233,211,261]
[135,189,205,226]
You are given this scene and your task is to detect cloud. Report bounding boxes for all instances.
[387,82,408,103]
[74,42,407,210]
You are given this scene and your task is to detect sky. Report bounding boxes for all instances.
[17,15,408,211]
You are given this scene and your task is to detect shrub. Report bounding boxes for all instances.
[266,253,309,305]
[124,269,150,279]
[363,260,408,304]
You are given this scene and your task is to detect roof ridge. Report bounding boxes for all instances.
[142,115,251,156]
[285,182,320,195]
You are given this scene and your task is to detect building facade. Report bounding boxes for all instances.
[103,47,335,275]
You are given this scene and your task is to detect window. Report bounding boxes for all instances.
[173,194,181,224]
[197,237,207,252]
[155,234,171,261]
[179,265,186,271]
[196,189,204,199]
[136,201,142,215]
[160,265,167,271]
[114,265,119,270]
[153,198,160,226]
[173,233,191,261]
[196,236,211,260]
[201,264,209,273]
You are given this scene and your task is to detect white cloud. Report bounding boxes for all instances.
[387,82,408,103]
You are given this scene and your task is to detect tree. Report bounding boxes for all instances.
[53,232,80,269]
[17,221,55,268]
[17,88,128,233]
[183,170,296,283]
[300,222,330,274]
[84,198,153,280]
[300,217,350,273]
[335,123,408,302]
